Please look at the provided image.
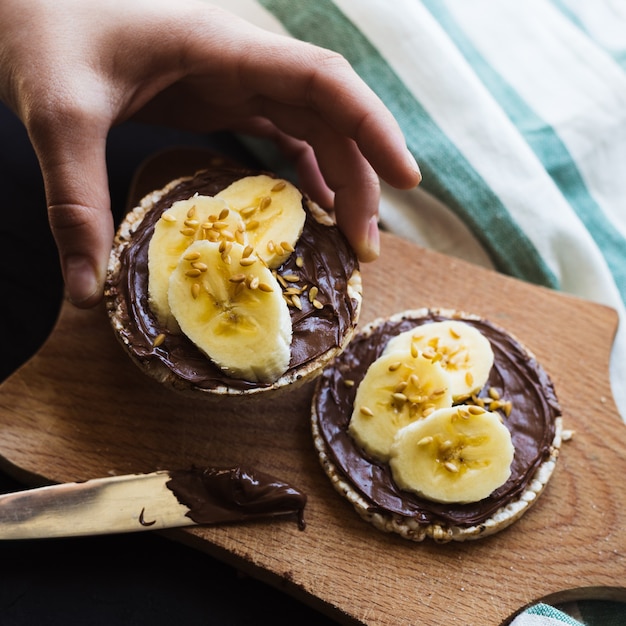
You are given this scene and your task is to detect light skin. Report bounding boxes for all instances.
[0,0,421,308]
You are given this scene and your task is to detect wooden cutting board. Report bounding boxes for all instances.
[1,150,625,626]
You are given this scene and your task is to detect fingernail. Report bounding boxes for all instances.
[65,256,100,305]
[364,215,380,260]
[406,148,422,183]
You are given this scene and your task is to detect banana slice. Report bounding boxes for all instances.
[389,405,514,504]
[216,175,305,268]
[148,195,243,329]
[348,352,453,462]
[167,239,292,383]
[383,320,494,400]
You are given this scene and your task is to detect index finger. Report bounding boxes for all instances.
[179,8,421,190]
[237,39,421,190]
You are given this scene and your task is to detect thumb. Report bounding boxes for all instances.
[31,122,113,308]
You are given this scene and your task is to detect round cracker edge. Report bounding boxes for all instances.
[310,307,563,543]
[104,173,362,398]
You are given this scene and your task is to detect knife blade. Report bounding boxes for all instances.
[0,466,307,539]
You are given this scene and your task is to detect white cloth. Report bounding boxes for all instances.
[510,615,580,626]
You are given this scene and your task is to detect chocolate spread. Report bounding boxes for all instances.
[314,311,561,527]
[166,466,307,529]
[108,167,359,390]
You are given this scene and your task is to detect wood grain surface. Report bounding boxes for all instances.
[1,151,625,625]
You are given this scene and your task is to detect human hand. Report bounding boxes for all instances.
[0,0,420,307]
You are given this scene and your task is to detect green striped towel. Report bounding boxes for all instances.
[512,600,626,625]
[205,0,626,423]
